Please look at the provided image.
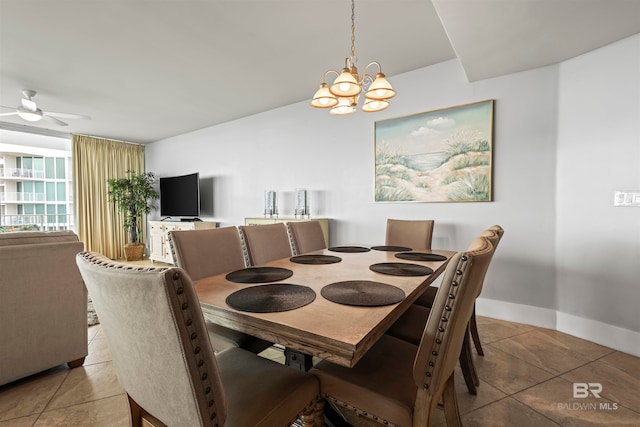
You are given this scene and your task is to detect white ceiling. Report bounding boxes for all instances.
[1,0,639,144]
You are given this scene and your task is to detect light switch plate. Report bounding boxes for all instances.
[614,191,640,207]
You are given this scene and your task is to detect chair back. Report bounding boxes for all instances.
[76,252,227,426]
[287,220,327,255]
[476,225,505,296]
[385,219,435,249]
[169,226,245,282]
[239,223,293,265]
[412,236,493,415]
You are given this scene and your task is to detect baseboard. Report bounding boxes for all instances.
[476,297,640,357]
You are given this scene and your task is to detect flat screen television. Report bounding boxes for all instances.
[160,172,201,218]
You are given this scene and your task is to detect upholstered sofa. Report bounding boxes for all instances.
[0,231,88,386]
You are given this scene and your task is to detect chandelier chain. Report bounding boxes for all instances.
[350,0,356,61]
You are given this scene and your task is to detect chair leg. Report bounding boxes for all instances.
[442,373,462,427]
[127,394,145,427]
[458,328,478,395]
[300,397,324,427]
[470,305,484,356]
[314,397,325,427]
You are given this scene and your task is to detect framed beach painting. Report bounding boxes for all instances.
[375,100,494,202]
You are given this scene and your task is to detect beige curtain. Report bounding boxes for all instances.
[72,135,145,259]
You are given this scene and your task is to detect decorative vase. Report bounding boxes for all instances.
[125,243,145,261]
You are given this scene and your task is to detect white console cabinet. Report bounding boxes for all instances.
[149,220,217,264]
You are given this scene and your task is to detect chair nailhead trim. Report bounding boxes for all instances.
[422,253,471,387]
[168,269,219,424]
[323,394,399,427]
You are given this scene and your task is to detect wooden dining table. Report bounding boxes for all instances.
[195,246,456,368]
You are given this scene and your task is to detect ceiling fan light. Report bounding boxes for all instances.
[310,83,339,108]
[330,68,362,97]
[362,98,389,112]
[365,73,396,100]
[17,107,43,122]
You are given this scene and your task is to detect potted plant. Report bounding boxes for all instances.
[107,170,159,261]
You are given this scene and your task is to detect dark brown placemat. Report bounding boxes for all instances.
[371,245,413,252]
[290,254,342,265]
[395,252,448,262]
[226,284,316,313]
[321,280,405,306]
[369,262,433,276]
[225,267,293,284]
[328,246,371,253]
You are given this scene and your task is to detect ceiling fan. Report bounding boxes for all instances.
[0,89,91,126]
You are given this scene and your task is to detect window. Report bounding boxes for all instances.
[56,158,65,179]
[45,157,55,179]
[56,182,66,201]
[46,182,56,201]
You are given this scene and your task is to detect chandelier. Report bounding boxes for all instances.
[310,0,396,115]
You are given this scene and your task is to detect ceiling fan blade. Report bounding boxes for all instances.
[45,111,91,120]
[42,115,69,126]
[0,111,19,117]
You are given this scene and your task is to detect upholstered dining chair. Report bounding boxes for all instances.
[310,237,494,427]
[387,227,504,395]
[287,220,327,255]
[169,226,272,354]
[415,225,504,354]
[239,223,293,266]
[386,219,435,249]
[76,252,323,427]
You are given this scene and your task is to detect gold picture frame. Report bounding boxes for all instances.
[375,100,494,202]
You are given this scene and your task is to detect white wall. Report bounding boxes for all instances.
[146,35,640,354]
[556,35,640,336]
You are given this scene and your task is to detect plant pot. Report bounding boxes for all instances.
[125,243,145,261]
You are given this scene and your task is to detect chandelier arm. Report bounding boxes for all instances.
[362,61,383,78]
[321,69,340,84]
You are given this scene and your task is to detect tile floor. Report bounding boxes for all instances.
[0,316,638,426]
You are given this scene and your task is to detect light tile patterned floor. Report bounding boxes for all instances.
[0,317,638,426]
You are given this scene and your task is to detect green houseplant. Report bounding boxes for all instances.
[107,170,159,261]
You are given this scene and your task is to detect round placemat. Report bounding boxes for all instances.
[395,252,448,262]
[369,262,433,276]
[321,280,405,306]
[225,267,293,284]
[371,245,413,252]
[226,284,316,313]
[328,246,371,253]
[290,254,342,265]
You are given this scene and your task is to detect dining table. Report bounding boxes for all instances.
[195,245,456,369]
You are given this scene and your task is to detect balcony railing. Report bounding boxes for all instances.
[0,214,74,232]
[0,192,46,202]
[0,168,45,179]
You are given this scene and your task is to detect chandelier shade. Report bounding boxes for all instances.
[362,98,389,113]
[310,0,395,115]
[365,73,396,100]
[330,68,362,97]
[311,83,339,108]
